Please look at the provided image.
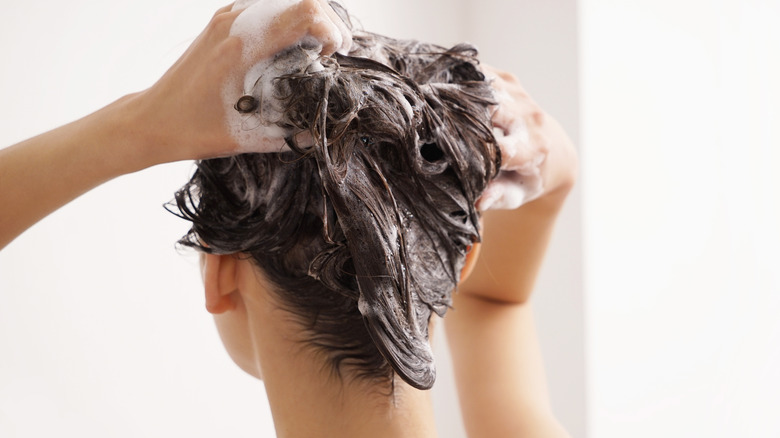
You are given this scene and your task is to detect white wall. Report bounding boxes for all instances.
[581,0,780,436]
[0,1,585,437]
[458,1,586,436]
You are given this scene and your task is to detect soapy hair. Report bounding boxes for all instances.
[172,25,499,390]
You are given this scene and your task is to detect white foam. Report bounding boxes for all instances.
[478,170,540,211]
[478,90,547,210]
[222,0,352,152]
[231,0,302,60]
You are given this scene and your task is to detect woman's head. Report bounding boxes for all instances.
[173,30,498,390]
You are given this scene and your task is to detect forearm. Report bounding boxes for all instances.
[450,103,576,435]
[460,183,571,304]
[448,161,573,436]
[0,93,153,249]
[446,293,570,438]
[460,106,576,302]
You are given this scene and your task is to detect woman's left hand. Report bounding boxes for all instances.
[477,65,577,211]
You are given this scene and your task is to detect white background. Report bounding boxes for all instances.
[4,0,776,437]
[582,0,780,436]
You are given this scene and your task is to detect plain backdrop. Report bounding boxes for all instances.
[582,0,780,436]
[6,0,777,437]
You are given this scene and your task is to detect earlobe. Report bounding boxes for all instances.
[203,253,239,314]
[460,241,482,282]
[460,217,484,282]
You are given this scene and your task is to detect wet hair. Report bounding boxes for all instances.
[172,23,499,390]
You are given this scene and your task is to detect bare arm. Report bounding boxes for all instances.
[0,0,351,250]
[0,4,243,250]
[446,67,577,437]
[0,94,152,250]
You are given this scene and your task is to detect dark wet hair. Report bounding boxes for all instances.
[172,28,499,390]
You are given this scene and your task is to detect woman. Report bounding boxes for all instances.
[0,1,576,436]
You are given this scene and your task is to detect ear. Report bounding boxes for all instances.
[460,217,485,282]
[202,253,239,314]
[460,242,482,282]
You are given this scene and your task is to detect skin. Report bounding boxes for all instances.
[202,253,439,438]
[450,68,577,438]
[201,67,577,437]
[224,0,353,151]
[477,73,547,210]
[0,2,577,436]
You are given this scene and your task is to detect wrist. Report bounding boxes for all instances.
[102,90,174,172]
[539,115,578,201]
[49,94,156,183]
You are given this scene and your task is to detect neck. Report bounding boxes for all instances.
[245,294,439,438]
[265,369,437,438]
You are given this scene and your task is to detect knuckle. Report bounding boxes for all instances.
[213,3,233,18]
[537,134,551,155]
[207,10,236,33]
[221,36,243,57]
[299,0,321,15]
[531,108,545,126]
[497,70,519,83]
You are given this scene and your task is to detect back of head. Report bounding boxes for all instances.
[173,29,499,390]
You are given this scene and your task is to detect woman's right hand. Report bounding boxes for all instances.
[0,1,352,250]
[131,0,352,165]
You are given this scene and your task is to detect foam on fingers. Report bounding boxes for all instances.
[222,0,353,152]
[230,0,302,60]
[479,88,548,211]
[230,0,349,61]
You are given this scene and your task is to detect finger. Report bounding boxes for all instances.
[491,103,548,173]
[483,66,532,101]
[215,2,236,15]
[295,0,345,56]
[230,0,266,12]
[323,0,353,54]
[477,169,544,211]
[482,65,525,89]
[494,124,547,172]
[492,106,545,139]
[247,0,343,59]
[309,17,343,56]
[231,0,303,61]
[205,8,243,42]
[490,77,531,102]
